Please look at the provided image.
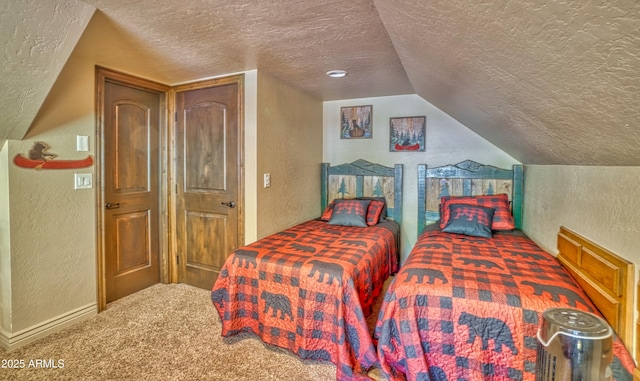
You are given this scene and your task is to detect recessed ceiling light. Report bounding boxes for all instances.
[325,70,348,78]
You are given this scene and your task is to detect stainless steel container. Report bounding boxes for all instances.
[536,308,613,381]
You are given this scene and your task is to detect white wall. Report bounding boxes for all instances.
[523,165,640,358]
[323,94,518,261]
[244,70,258,244]
[523,165,640,263]
[0,141,11,335]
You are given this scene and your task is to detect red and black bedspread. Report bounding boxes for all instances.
[211,219,399,380]
[375,229,636,381]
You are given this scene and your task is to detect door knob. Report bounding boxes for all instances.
[105,202,120,209]
[221,201,236,208]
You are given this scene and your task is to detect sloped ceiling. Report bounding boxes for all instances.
[1,0,638,165]
[0,0,95,142]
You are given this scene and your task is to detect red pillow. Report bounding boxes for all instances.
[366,200,385,226]
[321,200,335,221]
[439,193,514,231]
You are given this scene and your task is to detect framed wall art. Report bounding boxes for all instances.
[389,116,426,152]
[340,105,372,139]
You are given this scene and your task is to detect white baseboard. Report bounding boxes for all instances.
[0,303,97,351]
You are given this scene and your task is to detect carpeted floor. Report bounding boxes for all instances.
[0,282,390,380]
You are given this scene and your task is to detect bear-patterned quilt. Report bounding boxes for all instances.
[211,219,399,380]
[375,228,636,381]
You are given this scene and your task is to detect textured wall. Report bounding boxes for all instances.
[3,24,100,334]
[256,72,323,239]
[523,165,640,358]
[323,94,519,261]
[0,0,94,146]
[8,138,97,333]
[523,165,640,265]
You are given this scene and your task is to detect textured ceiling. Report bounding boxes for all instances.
[0,0,94,141]
[375,0,640,165]
[1,0,639,165]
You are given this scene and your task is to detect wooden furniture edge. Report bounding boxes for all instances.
[556,226,635,350]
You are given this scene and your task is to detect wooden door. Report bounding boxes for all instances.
[174,76,243,290]
[102,79,163,303]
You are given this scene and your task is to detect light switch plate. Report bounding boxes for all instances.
[77,135,89,152]
[74,173,92,189]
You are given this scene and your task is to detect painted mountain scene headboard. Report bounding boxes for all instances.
[418,160,524,233]
[321,159,403,225]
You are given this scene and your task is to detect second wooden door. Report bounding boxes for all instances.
[174,76,243,290]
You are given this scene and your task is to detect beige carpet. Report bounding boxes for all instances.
[0,282,390,380]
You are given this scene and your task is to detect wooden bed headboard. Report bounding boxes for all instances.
[321,159,403,225]
[417,160,524,234]
[556,226,635,351]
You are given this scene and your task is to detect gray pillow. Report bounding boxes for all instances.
[442,204,494,238]
[327,199,371,227]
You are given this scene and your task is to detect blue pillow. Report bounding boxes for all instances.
[442,204,495,238]
[327,199,371,227]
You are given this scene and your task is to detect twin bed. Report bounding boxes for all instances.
[375,160,636,380]
[211,159,637,381]
[212,160,403,380]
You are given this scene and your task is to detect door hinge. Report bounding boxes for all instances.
[176,255,180,265]
[174,112,178,122]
